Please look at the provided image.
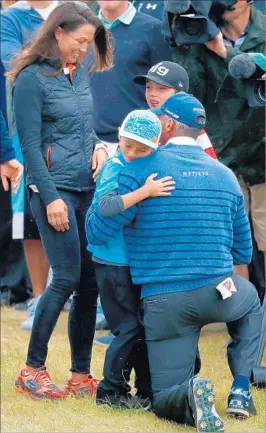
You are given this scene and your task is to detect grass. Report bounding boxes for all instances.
[1,307,265,433]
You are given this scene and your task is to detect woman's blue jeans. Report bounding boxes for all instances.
[26,189,98,373]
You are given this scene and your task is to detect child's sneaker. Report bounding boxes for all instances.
[15,367,66,400]
[20,296,41,330]
[189,377,224,432]
[95,304,109,331]
[227,389,256,418]
[96,392,151,411]
[64,375,99,397]
[94,332,115,346]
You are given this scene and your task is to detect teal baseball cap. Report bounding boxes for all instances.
[151,93,206,130]
[119,110,162,149]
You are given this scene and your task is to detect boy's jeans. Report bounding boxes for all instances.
[94,262,152,397]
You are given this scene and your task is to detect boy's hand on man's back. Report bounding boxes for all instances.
[144,173,175,197]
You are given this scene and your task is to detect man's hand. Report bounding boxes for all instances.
[205,32,228,58]
[46,198,69,232]
[92,148,108,181]
[0,159,24,194]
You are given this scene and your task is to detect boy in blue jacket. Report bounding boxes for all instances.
[86,110,175,409]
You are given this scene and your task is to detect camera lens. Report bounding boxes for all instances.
[255,81,266,103]
[183,19,204,37]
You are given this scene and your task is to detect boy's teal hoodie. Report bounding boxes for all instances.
[86,150,128,265]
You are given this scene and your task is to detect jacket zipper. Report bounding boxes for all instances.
[66,71,83,191]
[46,145,52,169]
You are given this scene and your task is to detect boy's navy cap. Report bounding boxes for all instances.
[151,93,206,130]
[134,61,189,92]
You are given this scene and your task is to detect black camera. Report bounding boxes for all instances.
[229,53,266,108]
[163,0,238,45]
[246,79,265,107]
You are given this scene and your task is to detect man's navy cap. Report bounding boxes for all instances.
[152,93,207,130]
[134,61,189,92]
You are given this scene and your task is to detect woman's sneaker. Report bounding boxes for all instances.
[189,377,224,432]
[227,389,257,418]
[15,367,66,400]
[64,375,100,397]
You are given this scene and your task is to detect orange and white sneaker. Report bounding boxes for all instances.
[15,367,66,400]
[64,375,99,397]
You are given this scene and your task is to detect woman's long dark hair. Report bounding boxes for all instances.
[7,1,113,81]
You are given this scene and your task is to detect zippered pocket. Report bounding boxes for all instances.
[46,146,52,169]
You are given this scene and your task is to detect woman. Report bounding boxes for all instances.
[8,1,113,400]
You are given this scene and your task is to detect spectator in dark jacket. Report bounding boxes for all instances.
[9,1,112,401]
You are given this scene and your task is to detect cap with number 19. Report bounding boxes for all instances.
[134,61,189,92]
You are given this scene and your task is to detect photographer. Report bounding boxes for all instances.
[171,1,265,278]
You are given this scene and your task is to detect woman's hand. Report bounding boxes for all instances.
[46,199,69,232]
[92,148,108,181]
[143,173,176,197]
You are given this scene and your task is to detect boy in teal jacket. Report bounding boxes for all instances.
[86,109,175,409]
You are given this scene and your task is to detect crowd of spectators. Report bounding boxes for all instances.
[0,0,265,430]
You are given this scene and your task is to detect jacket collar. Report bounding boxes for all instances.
[166,137,198,146]
[99,2,136,29]
[240,6,265,51]
[163,139,204,155]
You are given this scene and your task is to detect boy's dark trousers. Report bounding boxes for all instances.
[94,262,152,398]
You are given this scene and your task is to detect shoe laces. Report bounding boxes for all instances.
[35,370,59,391]
[87,377,100,395]
[68,376,99,389]
[231,388,250,398]
[88,377,99,389]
